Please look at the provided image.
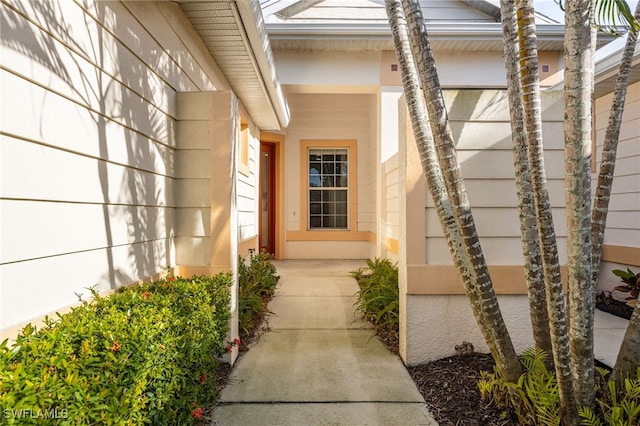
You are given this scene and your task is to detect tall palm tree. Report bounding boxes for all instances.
[383,0,500,366]
[499,0,577,422]
[563,0,597,408]
[398,0,522,382]
[499,0,553,359]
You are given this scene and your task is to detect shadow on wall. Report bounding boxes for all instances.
[1,1,176,294]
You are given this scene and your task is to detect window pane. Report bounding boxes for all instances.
[310,202,321,214]
[323,153,335,162]
[322,163,334,174]
[322,176,335,187]
[336,176,348,187]
[309,150,322,161]
[310,190,322,202]
[310,216,322,229]
[335,215,347,228]
[335,202,347,214]
[323,216,335,228]
[335,190,347,201]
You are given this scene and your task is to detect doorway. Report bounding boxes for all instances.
[259,142,276,254]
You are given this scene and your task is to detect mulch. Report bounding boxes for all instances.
[408,353,516,426]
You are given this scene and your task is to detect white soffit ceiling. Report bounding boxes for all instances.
[178,1,289,130]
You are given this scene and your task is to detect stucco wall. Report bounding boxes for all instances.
[399,89,566,365]
[0,0,227,333]
[593,80,640,293]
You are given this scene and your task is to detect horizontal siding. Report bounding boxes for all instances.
[594,81,640,249]
[426,238,569,265]
[1,239,173,327]
[1,199,173,264]
[0,0,225,330]
[423,90,566,266]
[1,136,173,205]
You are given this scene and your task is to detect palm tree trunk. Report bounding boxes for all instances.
[564,0,596,409]
[400,0,521,383]
[383,0,493,351]
[512,0,578,421]
[499,0,552,357]
[611,302,640,384]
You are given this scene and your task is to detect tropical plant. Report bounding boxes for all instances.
[237,250,280,338]
[611,268,640,306]
[480,348,640,425]
[352,258,399,339]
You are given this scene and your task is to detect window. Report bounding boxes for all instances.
[308,148,349,229]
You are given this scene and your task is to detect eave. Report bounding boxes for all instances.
[176,0,290,130]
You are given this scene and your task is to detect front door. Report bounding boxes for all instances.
[259,142,276,254]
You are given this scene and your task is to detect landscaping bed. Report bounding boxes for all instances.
[1,274,233,425]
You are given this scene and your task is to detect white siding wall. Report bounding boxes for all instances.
[594,81,640,291]
[237,125,259,244]
[425,90,568,265]
[381,155,401,262]
[402,89,566,364]
[0,0,225,331]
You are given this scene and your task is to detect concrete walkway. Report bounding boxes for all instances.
[211,260,437,425]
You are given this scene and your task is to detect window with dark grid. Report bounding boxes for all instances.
[308,148,348,230]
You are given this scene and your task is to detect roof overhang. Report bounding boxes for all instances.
[593,37,640,98]
[266,22,569,52]
[549,35,640,98]
[176,0,290,130]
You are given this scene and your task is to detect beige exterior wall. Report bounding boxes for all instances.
[0,1,231,335]
[283,92,376,259]
[593,81,640,293]
[398,90,566,365]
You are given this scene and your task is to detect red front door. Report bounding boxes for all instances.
[259,143,276,254]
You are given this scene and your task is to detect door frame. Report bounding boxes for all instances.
[259,133,285,259]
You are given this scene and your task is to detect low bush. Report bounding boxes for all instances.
[352,258,399,340]
[237,251,280,339]
[0,274,232,425]
[478,347,640,425]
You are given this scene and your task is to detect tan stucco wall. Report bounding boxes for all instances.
[398,89,565,365]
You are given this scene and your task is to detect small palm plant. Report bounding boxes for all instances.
[352,258,399,341]
[612,268,639,308]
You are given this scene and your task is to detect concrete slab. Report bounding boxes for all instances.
[594,309,628,367]
[219,329,424,403]
[272,260,366,277]
[210,402,438,425]
[211,260,434,425]
[268,295,368,330]
[275,276,359,297]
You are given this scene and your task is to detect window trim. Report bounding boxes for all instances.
[299,140,358,234]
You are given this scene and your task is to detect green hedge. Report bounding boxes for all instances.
[1,274,232,425]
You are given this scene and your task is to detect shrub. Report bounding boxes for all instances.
[237,251,280,338]
[352,258,399,339]
[612,267,639,308]
[478,347,640,425]
[0,274,232,425]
